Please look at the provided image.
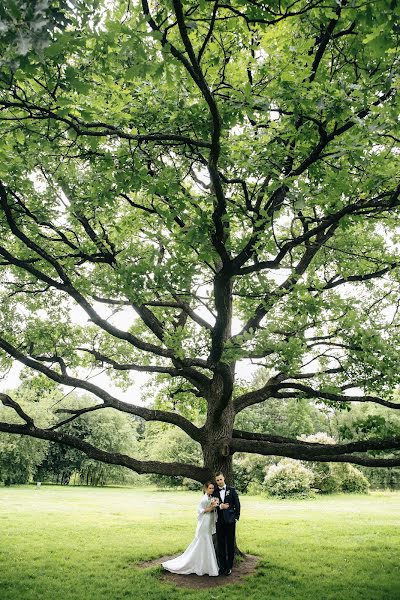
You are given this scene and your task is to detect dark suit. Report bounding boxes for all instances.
[212,485,240,572]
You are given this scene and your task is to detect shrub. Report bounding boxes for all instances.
[301,433,370,494]
[264,458,314,497]
[341,465,370,493]
[311,462,342,494]
[233,453,273,493]
[182,478,201,491]
[305,433,342,494]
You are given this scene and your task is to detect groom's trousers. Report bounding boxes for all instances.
[216,521,236,571]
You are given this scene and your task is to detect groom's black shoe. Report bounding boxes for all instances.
[218,567,226,576]
[224,569,232,576]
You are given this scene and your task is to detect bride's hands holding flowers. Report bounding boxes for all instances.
[208,497,219,510]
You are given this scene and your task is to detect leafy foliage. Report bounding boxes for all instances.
[0,0,399,481]
[0,379,141,485]
[264,458,315,497]
[302,433,370,494]
[0,433,47,484]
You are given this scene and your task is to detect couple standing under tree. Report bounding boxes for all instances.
[162,472,241,577]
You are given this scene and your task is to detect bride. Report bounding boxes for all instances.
[162,481,219,576]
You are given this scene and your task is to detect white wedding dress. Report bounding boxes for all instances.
[162,493,219,576]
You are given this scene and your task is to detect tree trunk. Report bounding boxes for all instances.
[203,399,246,562]
[203,446,234,483]
[202,399,235,484]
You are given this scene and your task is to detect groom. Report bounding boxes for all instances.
[213,471,241,576]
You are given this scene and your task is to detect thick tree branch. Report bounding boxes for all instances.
[0,393,34,426]
[197,0,219,63]
[232,185,400,343]
[89,294,213,331]
[78,348,183,375]
[290,88,395,178]
[234,381,278,413]
[217,1,325,26]
[234,183,400,278]
[150,1,233,373]
[230,436,400,467]
[0,339,203,442]
[308,3,343,83]
[175,0,229,264]
[142,0,230,268]
[0,420,210,481]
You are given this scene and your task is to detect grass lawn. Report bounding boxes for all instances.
[0,485,399,600]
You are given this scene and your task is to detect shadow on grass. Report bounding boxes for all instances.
[134,553,263,589]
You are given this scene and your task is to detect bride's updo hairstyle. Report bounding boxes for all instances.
[203,481,214,493]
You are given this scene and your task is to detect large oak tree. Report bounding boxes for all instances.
[0,0,399,483]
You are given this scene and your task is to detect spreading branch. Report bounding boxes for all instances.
[0,420,210,481]
[230,436,400,468]
[0,338,203,442]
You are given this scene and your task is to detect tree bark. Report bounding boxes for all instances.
[202,392,236,483]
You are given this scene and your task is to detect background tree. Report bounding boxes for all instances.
[0,378,53,484]
[0,377,142,485]
[0,0,399,484]
[335,402,400,489]
[0,431,47,485]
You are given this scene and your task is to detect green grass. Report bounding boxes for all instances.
[0,486,399,600]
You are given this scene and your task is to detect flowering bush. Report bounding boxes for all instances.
[264,458,314,497]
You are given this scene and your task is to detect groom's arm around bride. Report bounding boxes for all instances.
[222,485,240,524]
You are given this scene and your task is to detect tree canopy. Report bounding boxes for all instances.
[0,0,399,483]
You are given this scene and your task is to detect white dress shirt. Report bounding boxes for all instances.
[218,485,226,502]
